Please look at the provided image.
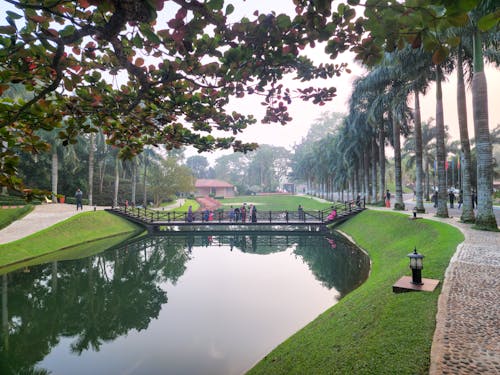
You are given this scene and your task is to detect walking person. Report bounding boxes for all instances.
[432,190,438,208]
[75,188,83,210]
[458,191,463,209]
[385,190,391,208]
[448,189,455,209]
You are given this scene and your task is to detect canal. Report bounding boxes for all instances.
[0,232,370,375]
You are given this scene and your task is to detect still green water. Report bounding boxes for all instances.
[0,232,369,375]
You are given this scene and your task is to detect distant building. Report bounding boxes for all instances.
[195,179,235,197]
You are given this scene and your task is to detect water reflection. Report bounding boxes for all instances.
[0,232,369,375]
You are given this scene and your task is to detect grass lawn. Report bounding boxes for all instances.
[0,211,143,270]
[0,205,34,230]
[248,210,464,375]
[220,195,333,211]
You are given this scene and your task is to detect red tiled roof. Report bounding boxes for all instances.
[195,179,234,188]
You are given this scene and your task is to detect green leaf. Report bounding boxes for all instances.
[6,11,23,20]
[225,4,234,16]
[208,0,223,11]
[276,14,291,29]
[59,25,76,37]
[477,11,500,32]
[446,13,468,27]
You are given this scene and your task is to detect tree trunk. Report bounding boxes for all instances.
[131,158,137,206]
[51,150,58,202]
[392,112,404,210]
[435,67,449,218]
[414,90,425,212]
[363,148,370,202]
[88,133,94,206]
[371,137,378,204]
[456,47,475,223]
[113,155,120,207]
[472,31,497,229]
[143,158,148,207]
[378,124,386,205]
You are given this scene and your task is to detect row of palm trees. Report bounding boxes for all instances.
[291,14,498,229]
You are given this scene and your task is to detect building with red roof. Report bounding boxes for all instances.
[194,179,235,197]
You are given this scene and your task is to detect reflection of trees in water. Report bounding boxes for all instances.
[292,234,371,297]
[0,232,369,375]
[0,236,190,375]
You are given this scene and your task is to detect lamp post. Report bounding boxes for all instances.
[407,247,424,285]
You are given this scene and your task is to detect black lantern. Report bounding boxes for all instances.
[407,247,424,285]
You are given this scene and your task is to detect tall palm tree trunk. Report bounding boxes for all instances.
[435,67,449,218]
[131,158,137,206]
[472,31,497,229]
[414,90,425,212]
[456,47,474,223]
[378,125,386,205]
[371,137,378,204]
[113,155,120,207]
[88,133,95,206]
[392,112,405,210]
[51,150,58,202]
[363,149,370,202]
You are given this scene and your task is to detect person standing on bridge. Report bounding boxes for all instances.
[187,206,193,222]
[241,204,247,223]
[298,205,304,221]
[251,205,257,223]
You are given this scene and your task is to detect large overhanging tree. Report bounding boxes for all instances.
[0,0,365,193]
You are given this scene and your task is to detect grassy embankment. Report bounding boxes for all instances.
[248,210,464,375]
[0,205,34,230]
[0,210,143,273]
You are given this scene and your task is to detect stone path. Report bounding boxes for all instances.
[377,199,500,375]
[0,203,105,245]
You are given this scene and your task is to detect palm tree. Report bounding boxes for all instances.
[434,65,450,217]
[468,2,498,229]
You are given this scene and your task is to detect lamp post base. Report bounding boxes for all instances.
[392,276,440,293]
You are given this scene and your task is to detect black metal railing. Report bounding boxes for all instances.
[113,199,365,226]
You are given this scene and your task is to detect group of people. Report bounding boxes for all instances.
[228,203,258,223]
[432,188,473,209]
[186,203,258,223]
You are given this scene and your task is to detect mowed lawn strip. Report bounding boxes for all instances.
[0,206,34,230]
[248,210,464,375]
[221,195,333,211]
[0,211,142,267]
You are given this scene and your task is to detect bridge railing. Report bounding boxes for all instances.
[116,207,330,224]
[115,199,364,225]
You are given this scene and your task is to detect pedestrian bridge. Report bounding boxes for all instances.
[106,202,365,233]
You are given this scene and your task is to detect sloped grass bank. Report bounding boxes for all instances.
[0,205,34,230]
[248,210,464,375]
[0,211,143,270]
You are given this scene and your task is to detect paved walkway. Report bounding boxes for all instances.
[0,203,105,245]
[380,199,500,375]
